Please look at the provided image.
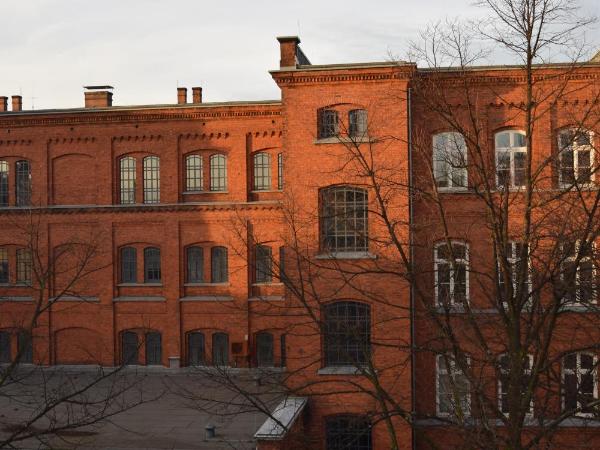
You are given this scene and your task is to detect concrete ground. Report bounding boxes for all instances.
[0,365,286,449]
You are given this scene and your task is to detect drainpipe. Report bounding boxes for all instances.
[407,86,417,450]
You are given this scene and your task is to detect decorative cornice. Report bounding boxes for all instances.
[0,139,33,146]
[47,137,97,145]
[0,201,282,216]
[0,109,282,128]
[416,71,600,86]
[113,134,163,142]
[272,68,413,86]
[180,132,230,141]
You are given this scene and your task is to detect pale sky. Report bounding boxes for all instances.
[0,0,598,110]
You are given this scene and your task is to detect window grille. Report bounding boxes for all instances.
[186,246,204,283]
[253,152,271,191]
[188,332,205,366]
[145,332,162,365]
[212,332,229,366]
[143,156,160,204]
[185,154,203,191]
[210,154,227,191]
[211,246,228,283]
[16,248,31,284]
[255,245,272,283]
[318,109,339,139]
[321,186,368,253]
[323,302,370,367]
[433,132,467,189]
[325,415,372,450]
[120,247,137,283]
[498,241,531,307]
[119,157,136,204]
[561,241,595,306]
[256,332,274,367]
[498,353,533,415]
[15,160,31,206]
[144,247,161,283]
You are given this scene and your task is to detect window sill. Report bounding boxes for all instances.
[560,303,598,312]
[117,283,163,287]
[437,187,469,193]
[182,190,205,195]
[50,296,100,303]
[250,190,283,194]
[251,282,284,287]
[0,283,31,288]
[184,282,230,287]
[314,136,373,145]
[0,296,33,302]
[248,295,285,302]
[317,366,369,375]
[179,295,234,302]
[113,296,166,302]
[315,252,376,260]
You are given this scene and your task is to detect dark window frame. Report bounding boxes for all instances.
[188,331,205,366]
[0,160,8,206]
[255,245,273,283]
[212,332,229,366]
[120,246,137,283]
[144,247,161,283]
[325,415,372,450]
[211,246,228,283]
[186,246,204,283]
[318,108,339,139]
[323,301,371,367]
[321,186,368,254]
[145,331,162,365]
[15,160,31,207]
[16,248,32,285]
[348,109,368,138]
[0,247,8,284]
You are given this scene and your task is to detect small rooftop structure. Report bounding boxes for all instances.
[83,85,114,90]
[254,396,307,440]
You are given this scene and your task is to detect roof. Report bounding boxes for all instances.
[254,396,307,440]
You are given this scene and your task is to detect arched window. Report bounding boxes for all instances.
[145,332,162,365]
[16,248,31,284]
[495,130,527,189]
[18,330,32,364]
[253,152,271,191]
[211,246,228,283]
[434,241,469,306]
[437,354,470,417]
[212,332,229,366]
[0,160,8,206]
[210,154,227,192]
[119,157,136,204]
[433,132,467,189]
[255,245,272,283]
[188,332,205,366]
[144,247,161,283]
[120,247,137,283]
[349,109,368,138]
[185,154,203,192]
[186,246,204,283]
[325,415,372,450]
[317,108,339,139]
[498,353,533,415]
[15,160,31,206]
[256,332,274,367]
[321,186,368,253]
[122,331,138,365]
[143,156,160,204]
[277,153,283,190]
[558,129,594,187]
[563,352,597,416]
[0,247,8,284]
[0,331,11,363]
[323,302,370,367]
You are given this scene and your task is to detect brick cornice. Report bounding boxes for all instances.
[271,67,414,86]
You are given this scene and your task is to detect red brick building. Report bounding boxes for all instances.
[1,36,599,449]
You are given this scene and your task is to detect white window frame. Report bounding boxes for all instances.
[562,352,598,417]
[495,130,527,189]
[558,129,595,188]
[436,354,471,418]
[434,241,469,306]
[498,353,534,417]
[433,132,468,191]
[498,241,532,309]
[560,241,596,307]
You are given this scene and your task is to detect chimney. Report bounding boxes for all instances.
[177,87,187,104]
[11,95,22,112]
[84,86,113,108]
[277,36,301,69]
[0,97,7,112]
[192,86,202,104]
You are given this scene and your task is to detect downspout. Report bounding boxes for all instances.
[407,85,417,450]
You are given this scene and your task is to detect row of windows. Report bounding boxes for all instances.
[317,108,368,139]
[433,129,595,190]
[0,160,31,207]
[436,352,597,418]
[434,240,596,307]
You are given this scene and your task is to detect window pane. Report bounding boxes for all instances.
[120,157,136,204]
[253,152,271,191]
[0,161,8,207]
[577,150,591,183]
[349,109,368,137]
[321,187,368,253]
[16,249,31,284]
[144,247,161,283]
[318,109,339,139]
[143,156,160,204]
[211,246,228,283]
[120,247,137,283]
[277,153,283,190]
[255,245,273,283]
[145,332,162,365]
[186,155,203,191]
[186,246,204,283]
[18,331,32,364]
[122,331,138,364]
[15,160,31,206]
[256,332,274,367]
[513,151,527,187]
[212,333,229,366]
[0,248,7,284]
[188,332,205,366]
[326,416,372,450]
[210,154,227,191]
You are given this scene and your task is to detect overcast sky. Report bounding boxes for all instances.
[1,0,598,110]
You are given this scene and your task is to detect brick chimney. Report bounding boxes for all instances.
[11,95,22,112]
[192,87,202,104]
[0,97,7,112]
[277,36,300,69]
[177,87,187,104]
[84,86,113,108]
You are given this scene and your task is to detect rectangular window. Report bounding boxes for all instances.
[15,160,31,207]
[563,352,597,416]
[210,154,227,192]
[211,247,228,283]
[348,109,368,137]
[253,153,271,191]
[0,161,8,207]
[435,242,469,306]
[433,132,467,189]
[326,416,372,450]
[277,153,283,190]
[185,155,203,192]
[144,247,161,283]
[321,186,368,253]
[324,302,370,367]
[186,246,204,283]
[16,248,31,284]
[145,332,162,365]
[18,331,33,364]
[318,109,339,139]
[120,157,136,204]
[498,354,533,415]
[0,248,8,283]
[143,156,160,204]
[437,355,470,417]
[498,241,531,307]
[559,130,594,187]
[120,247,137,283]
[255,245,273,283]
[561,241,595,306]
